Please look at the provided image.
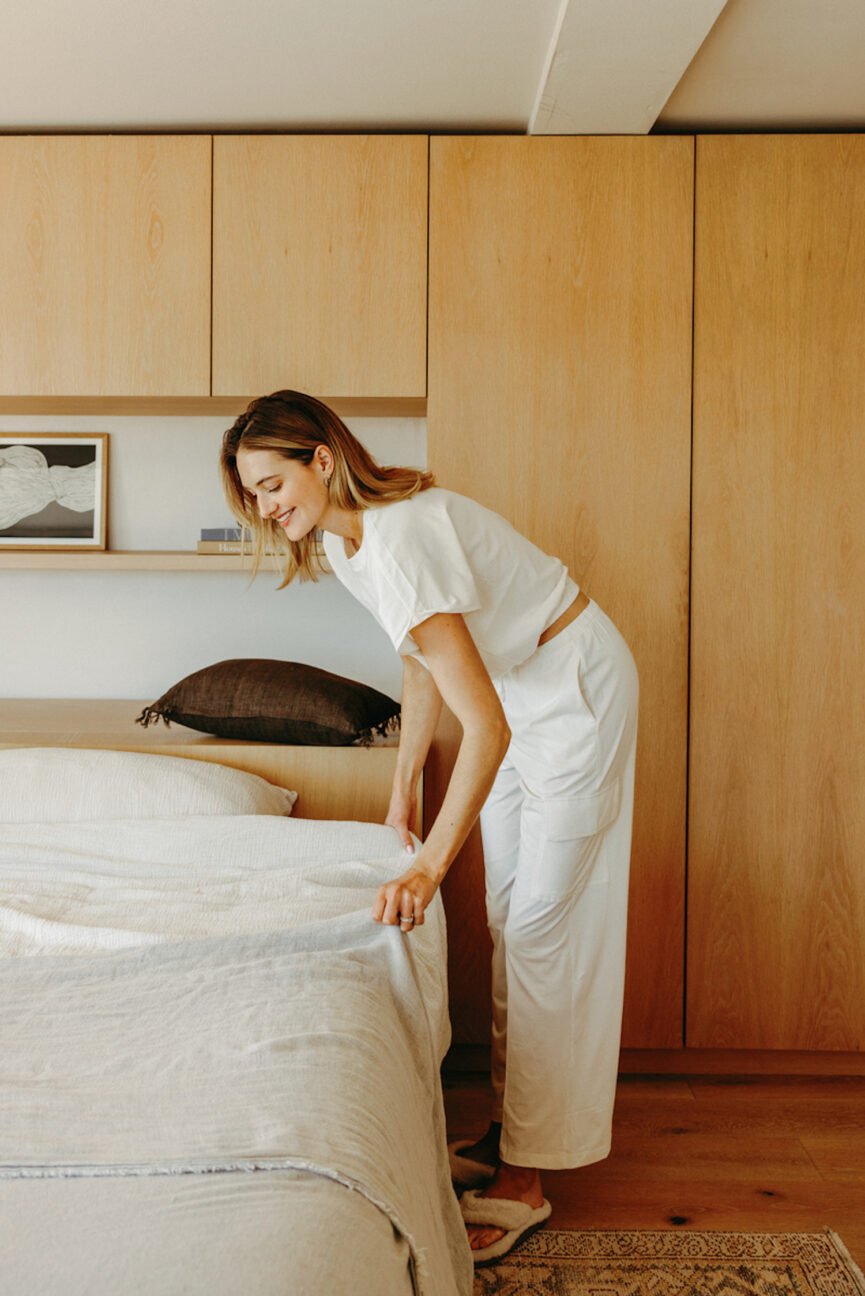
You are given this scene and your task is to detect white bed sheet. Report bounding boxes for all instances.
[0,816,473,1296]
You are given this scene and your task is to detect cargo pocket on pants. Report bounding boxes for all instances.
[526,779,622,902]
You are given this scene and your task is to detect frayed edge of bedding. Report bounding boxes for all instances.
[0,1158,428,1290]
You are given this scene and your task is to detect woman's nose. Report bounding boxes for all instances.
[258,495,276,518]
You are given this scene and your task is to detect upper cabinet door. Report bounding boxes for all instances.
[0,137,211,397]
[212,136,428,399]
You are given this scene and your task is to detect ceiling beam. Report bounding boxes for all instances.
[529,0,730,135]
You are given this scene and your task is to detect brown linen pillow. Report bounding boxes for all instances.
[136,659,401,747]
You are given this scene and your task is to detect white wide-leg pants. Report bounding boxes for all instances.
[479,599,639,1170]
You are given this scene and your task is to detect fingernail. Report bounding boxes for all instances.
[405,844,414,854]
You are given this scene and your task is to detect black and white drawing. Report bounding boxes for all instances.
[0,434,108,549]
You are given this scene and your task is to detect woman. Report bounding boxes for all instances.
[220,390,639,1266]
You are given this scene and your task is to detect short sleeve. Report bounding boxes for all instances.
[370,493,483,654]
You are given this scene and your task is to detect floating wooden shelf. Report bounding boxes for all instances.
[0,550,270,571]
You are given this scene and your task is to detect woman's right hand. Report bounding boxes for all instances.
[385,786,417,856]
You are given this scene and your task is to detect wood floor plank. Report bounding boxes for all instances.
[603,1078,698,1101]
[612,1103,865,1136]
[560,1133,818,1181]
[799,1137,865,1178]
[687,1076,865,1100]
[540,1174,865,1262]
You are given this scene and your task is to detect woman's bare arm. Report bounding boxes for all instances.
[373,613,511,929]
[385,656,443,852]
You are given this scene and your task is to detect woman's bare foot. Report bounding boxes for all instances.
[465,1160,544,1253]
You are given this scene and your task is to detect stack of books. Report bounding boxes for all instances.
[196,529,281,555]
[196,527,251,554]
[197,528,283,555]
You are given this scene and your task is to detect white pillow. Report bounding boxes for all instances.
[0,748,298,823]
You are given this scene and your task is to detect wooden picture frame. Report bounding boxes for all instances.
[0,432,109,550]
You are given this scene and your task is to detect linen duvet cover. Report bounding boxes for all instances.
[0,814,473,1296]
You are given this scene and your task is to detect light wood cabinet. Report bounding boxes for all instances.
[428,136,694,1049]
[212,136,428,399]
[0,137,211,396]
[689,135,865,1049]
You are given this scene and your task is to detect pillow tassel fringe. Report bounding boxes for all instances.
[355,712,401,748]
[135,705,171,729]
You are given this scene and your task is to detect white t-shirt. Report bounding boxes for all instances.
[322,487,579,679]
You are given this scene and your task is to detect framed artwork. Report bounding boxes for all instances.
[0,433,109,550]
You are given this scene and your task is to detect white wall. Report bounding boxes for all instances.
[1,413,426,703]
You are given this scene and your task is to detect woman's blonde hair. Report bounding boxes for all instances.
[220,390,435,586]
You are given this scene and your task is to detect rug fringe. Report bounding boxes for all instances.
[826,1228,865,1296]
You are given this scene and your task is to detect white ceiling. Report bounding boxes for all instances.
[1,0,863,135]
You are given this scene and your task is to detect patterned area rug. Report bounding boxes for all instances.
[472,1228,865,1295]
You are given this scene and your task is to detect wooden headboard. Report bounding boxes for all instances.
[0,699,420,831]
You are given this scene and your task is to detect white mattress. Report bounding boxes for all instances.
[0,816,473,1296]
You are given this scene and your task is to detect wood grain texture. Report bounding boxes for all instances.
[428,136,694,1048]
[689,136,865,1049]
[212,135,428,398]
[0,137,211,396]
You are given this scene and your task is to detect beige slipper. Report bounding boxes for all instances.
[447,1138,497,1188]
[460,1188,552,1266]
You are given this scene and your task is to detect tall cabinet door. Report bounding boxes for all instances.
[0,136,211,396]
[429,137,694,1048]
[689,136,865,1049]
[212,136,428,399]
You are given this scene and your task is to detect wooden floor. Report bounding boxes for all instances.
[442,1072,865,1273]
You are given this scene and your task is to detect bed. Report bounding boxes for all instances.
[0,718,473,1296]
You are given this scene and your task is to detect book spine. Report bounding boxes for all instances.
[196,541,277,555]
[200,527,244,541]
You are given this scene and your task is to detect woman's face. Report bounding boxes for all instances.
[236,447,331,541]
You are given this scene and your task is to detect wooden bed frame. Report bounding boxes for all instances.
[0,699,421,831]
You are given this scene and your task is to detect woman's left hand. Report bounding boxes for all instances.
[372,866,439,934]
